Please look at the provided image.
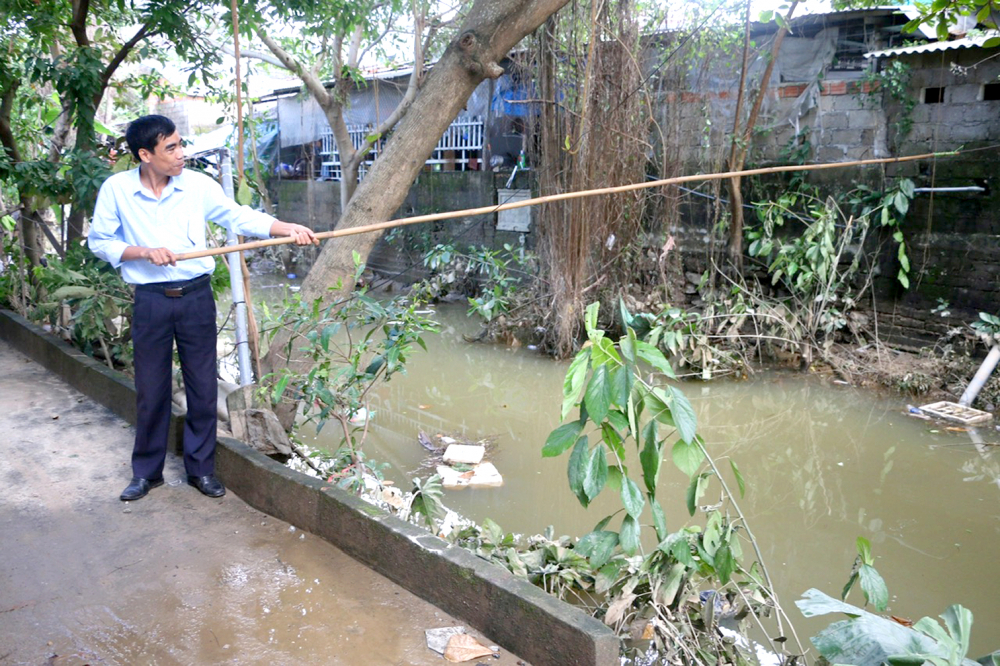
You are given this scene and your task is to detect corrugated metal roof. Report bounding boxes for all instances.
[865,30,1000,57]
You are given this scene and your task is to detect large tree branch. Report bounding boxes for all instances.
[257,29,331,107]
[71,0,91,46]
[221,44,288,68]
[0,81,23,163]
[100,23,154,95]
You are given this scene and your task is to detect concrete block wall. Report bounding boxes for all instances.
[154,96,227,136]
[888,48,1000,157]
[275,171,536,281]
[868,47,1000,344]
[663,78,886,173]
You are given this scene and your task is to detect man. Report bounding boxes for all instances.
[89,114,318,501]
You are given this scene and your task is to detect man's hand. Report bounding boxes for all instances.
[143,247,178,266]
[270,221,320,246]
[121,245,177,266]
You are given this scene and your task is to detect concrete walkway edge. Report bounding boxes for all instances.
[0,309,619,666]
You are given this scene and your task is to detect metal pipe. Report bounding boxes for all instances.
[959,344,1000,408]
[913,186,984,194]
[220,149,254,387]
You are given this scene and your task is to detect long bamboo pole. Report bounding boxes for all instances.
[175,150,955,262]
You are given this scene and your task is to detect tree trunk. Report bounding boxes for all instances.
[726,1,799,274]
[262,0,571,419]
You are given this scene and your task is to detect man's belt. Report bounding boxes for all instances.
[135,273,212,298]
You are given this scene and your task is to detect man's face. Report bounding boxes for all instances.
[139,131,185,178]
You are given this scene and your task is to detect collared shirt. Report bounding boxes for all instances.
[88,167,275,285]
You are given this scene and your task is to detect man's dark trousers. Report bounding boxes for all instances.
[131,275,217,480]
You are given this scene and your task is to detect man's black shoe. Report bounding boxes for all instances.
[187,474,226,498]
[120,476,164,501]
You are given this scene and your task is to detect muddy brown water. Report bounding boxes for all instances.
[276,293,1000,657]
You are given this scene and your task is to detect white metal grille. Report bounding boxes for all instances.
[318,117,484,181]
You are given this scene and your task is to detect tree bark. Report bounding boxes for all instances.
[726,1,799,272]
[261,0,571,419]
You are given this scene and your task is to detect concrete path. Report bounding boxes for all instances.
[0,340,526,665]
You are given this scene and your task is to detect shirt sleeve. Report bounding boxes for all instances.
[87,180,129,268]
[200,175,275,239]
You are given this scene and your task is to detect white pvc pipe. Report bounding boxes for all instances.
[913,187,985,194]
[959,344,1000,408]
[220,150,254,387]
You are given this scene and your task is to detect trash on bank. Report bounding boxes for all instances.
[425,626,466,655]
[436,462,503,488]
[444,633,496,662]
[442,444,485,465]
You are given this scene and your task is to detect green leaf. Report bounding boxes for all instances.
[640,420,661,494]
[608,365,632,408]
[635,340,677,378]
[898,269,910,289]
[621,476,645,519]
[584,444,608,501]
[730,459,746,498]
[650,497,668,541]
[561,349,591,420]
[894,191,909,215]
[236,177,253,206]
[858,564,889,611]
[543,421,584,458]
[759,9,774,22]
[715,543,736,585]
[51,285,97,300]
[584,301,600,335]
[592,336,620,367]
[94,119,116,137]
[939,604,972,654]
[899,178,915,198]
[644,388,675,428]
[584,364,613,425]
[898,245,910,272]
[667,385,697,443]
[620,515,640,556]
[703,511,723,557]
[796,589,941,664]
[601,422,626,460]
[672,439,704,478]
[686,473,709,516]
[984,36,1000,48]
[658,531,695,568]
[568,436,590,507]
[618,296,633,329]
[606,464,623,492]
[271,374,291,403]
[576,530,619,568]
[842,571,859,602]
[606,410,629,435]
[856,536,874,565]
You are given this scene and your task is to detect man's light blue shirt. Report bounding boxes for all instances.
[88,167,275,285]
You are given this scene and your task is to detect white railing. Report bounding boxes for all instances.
[318,116,484,181]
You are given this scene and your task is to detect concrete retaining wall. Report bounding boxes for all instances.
[0,309,619,666]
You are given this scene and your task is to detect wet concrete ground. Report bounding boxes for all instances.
[0,340,526,665]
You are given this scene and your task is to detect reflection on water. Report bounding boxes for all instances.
[272,290,1000,655]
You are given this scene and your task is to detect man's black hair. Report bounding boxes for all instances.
[125,115,176,160]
